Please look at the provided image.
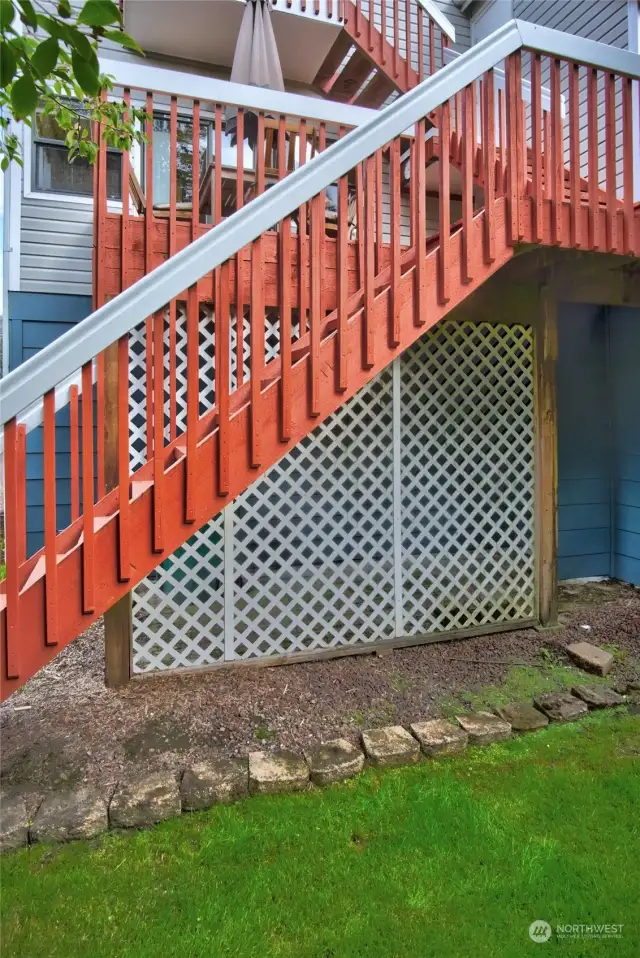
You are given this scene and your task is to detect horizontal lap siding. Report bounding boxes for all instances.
[609,306,640,584]
[514,0,629,191]
[20,191,94,296]
[8,291,93,556]
[514,0,628,45]
[556,303,611,580]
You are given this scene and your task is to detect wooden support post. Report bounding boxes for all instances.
[103,340,133,687]
[535,283,559,629]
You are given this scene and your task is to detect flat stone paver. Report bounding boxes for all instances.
[361,726,421,768]
[566,642,614,676]
[109,772,181,828]
[571,685,626,709]
[495,701,549,732]
[304,739,365,786]
[181,759,248,810]
[248,751,309,795]
[31,787,109,843]
[533,691,588,722]
[410,719,468,756]
[0,797,29,854]
[455,711,512,745]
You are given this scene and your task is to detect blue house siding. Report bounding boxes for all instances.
[609,306,640,584]
[8,292,93,556]
[556,304,611,580]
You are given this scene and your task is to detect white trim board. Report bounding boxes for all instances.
[6,121,22,294]
[99,56,377,130]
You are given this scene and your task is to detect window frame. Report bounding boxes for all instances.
[28,104,123,204]
[145,108,214,207]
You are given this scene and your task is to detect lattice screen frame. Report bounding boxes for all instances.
[130,319,537,674]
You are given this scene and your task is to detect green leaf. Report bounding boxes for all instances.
[57,0,71,17]
[10,71,38,118]
[71,48,100,95]
[0,0,14,31]
[37,14,70,43]
[68,28,94,61]
[31,36,59,77]
[0,41,17,86]
[77,0,121,28]
[17,0,37,29]
[103,29,143,54]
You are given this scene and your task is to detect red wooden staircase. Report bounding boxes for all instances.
[1,21,638,699]
[313,0,454,107]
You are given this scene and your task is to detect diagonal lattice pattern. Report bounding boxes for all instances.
[400,322,536,634]
[132,522,225,672]
[232,368,395,659]
[129,316,536,673]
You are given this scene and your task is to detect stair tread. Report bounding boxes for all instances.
[325,49,374,101]
[314,31,354,89]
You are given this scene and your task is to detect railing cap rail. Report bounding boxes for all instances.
[1,19,639,426]
[99,56,376,129]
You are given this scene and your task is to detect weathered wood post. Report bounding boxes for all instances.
[102,345,133,687]
[534,281,559,628]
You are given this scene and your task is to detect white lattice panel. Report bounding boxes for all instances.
[130,304,222,673]
[400,321,536,634]
[132,522,225,672]
[130,316,536,673]
[232,369,395,659]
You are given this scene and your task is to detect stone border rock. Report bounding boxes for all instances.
[1,679,633,854]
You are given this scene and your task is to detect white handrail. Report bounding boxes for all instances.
[99,57,377,130]
[1,20,638,428]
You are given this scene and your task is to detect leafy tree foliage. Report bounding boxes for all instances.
[1,0,147,169]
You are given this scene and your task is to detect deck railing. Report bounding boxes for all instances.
[1,22,638,683]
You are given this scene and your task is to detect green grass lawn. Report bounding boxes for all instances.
[2,710,639,958]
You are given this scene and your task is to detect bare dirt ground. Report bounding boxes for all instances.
[1,580,639,800]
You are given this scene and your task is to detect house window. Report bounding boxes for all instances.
[151,113,211,205]
[149,112,257,207]
[33,106,122,199]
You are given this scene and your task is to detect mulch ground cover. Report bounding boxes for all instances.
[1,581,638,805]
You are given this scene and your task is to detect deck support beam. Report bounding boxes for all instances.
[534,281,559,629]
[103,340,133,688]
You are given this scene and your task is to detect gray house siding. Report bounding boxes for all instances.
[512,0,629,193]
[513,0,628,47]
[20,188,93,296]
[437,1,472,51]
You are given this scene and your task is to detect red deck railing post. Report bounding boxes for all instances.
[414,116,427,325]
[3,419,22,680]
[531,53,543,244]
[389,136,401,346]
[461,84,474,284]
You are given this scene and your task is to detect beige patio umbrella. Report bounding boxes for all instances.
[226,0,285,147]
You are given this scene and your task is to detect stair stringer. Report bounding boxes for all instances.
[315,2,420,106]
